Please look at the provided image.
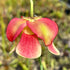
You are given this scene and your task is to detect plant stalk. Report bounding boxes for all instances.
[30,0,33,17]
[39,57,43,70]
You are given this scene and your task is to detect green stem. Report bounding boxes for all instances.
[39,57,43,70]
[30,0,33,17]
